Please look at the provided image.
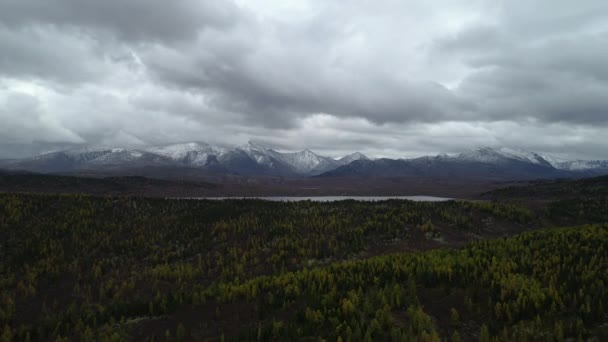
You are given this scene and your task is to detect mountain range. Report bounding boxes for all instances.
[1,143,607,181]
[0,141,369,177]
[323,147,608,180]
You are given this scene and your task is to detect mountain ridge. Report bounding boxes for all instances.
[1,143,607,180]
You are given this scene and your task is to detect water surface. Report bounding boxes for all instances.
[190,196,452,202]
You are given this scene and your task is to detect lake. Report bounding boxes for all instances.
[186,196,452,202]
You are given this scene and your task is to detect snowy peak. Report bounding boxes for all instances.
[458,147,553,167]
[146,142,228,166]
[273,149,339,174]
[86,149,146,165]
[147,142,227,157]
[242,140,274,153]
[458,147,504,163]
[238,141,340,175]
[540,154,568,169]
[147,142,206,158]
[238,141,278,166]
[339,152,370,164]
[494,147,552,166]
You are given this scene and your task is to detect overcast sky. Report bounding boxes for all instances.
[1,0,607,159]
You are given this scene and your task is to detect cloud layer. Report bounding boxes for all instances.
[1,0,607,159]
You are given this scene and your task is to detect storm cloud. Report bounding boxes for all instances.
[0,0,607,159]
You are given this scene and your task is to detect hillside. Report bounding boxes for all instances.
[1,190,608,340]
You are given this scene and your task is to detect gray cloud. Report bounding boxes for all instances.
[0,0,239,43]
[142,4,476,127]
[434,1,608,126]
[1,0,608,159]
[0,90,84,149]
[0,26,114,83]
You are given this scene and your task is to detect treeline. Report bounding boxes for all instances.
[0,172,217,197]
[482,175,608,199]
[0,193,606,340]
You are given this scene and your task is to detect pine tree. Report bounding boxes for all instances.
[479,324,490,342]
[177,323,187,340]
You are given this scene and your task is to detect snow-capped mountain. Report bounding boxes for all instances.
[236,141,343,175]
[338,152,370,164]
[276,149,340,175]
[146,142,229,167]
[321,146,608,180]
[457,147,552,167]
[0,141,368,177]
[276,149,330,172]
[2,144,608,180]
[238,141,277,166]
[541,154,608,171]
[461,147,608,173]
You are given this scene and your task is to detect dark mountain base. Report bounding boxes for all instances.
[0,171,220,197]
[0,171,510,198]
[482,174,608,200]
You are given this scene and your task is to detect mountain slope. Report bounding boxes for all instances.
[338,152,370,164]
[458,147,553,167]
[146,142,229,166]
[238,141,342,176]
[274,149,337,174]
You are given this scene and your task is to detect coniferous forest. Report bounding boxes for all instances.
[1,177,608,340]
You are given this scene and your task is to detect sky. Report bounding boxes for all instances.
[0,0,607,159]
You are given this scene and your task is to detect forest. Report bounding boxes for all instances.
[482,175,608,200]
[1,177,608,340]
